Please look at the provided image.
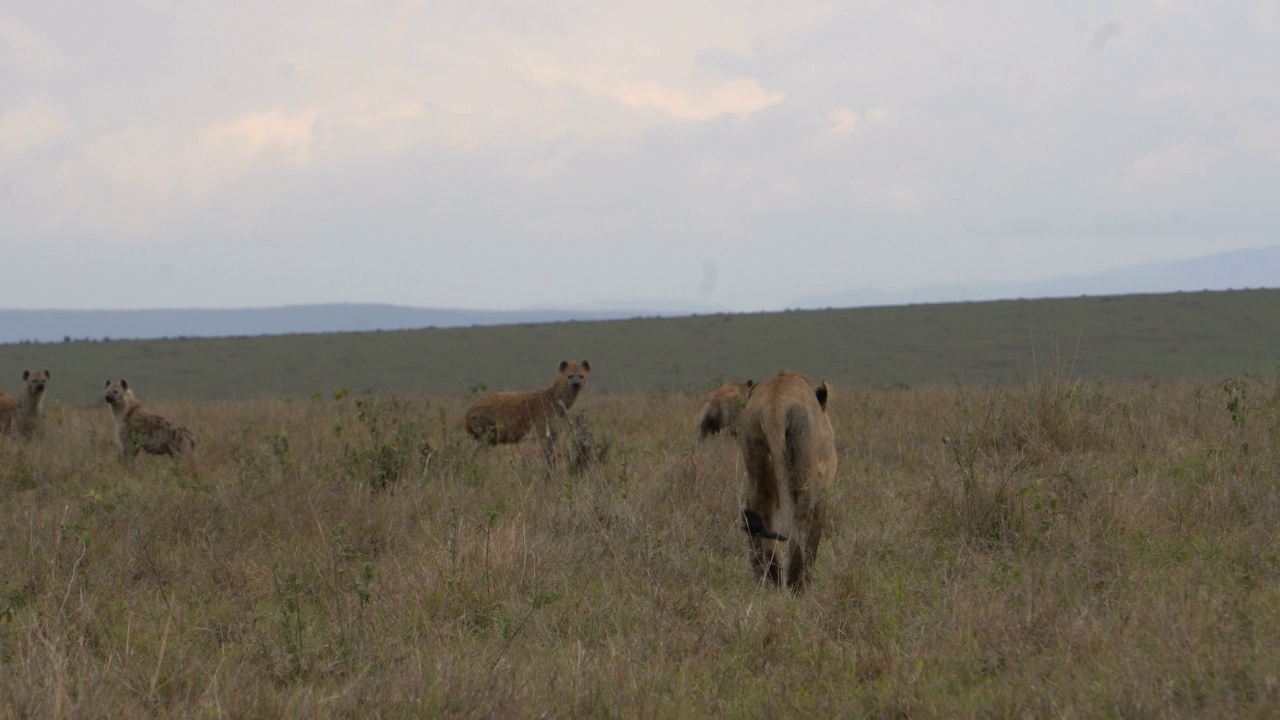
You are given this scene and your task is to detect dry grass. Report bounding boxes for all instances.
[3,376,1280,717]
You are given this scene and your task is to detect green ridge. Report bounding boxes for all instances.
[3,288,1277,404]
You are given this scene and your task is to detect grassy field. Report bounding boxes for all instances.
[2,290,1280,715]
[2,365,1280,716]
[1,288,1278,407]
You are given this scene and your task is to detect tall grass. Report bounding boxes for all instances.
[3,375,1280,716]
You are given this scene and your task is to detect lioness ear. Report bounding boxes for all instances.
[580,360,590,372]
[815,380,830,410]
[559,360,569,373]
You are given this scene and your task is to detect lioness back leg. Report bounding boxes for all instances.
[785,496,825,590]
[742,436,783,585]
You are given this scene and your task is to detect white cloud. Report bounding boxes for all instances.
[0,98,70,163]
[823,104,889,137]
[608,75,784,121]
[514,51,785,124]
[88,109,316,200]
[824,107,860,136]
[17,109,320,236]
[1123,143,1222,191]
[0,13,62,71]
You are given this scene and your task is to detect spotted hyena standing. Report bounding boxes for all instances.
[0,369,51,439]
[696,379,753,441]
[103,379,196,457]
[464,360,591,445]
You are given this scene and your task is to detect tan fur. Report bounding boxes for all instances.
[696,379,753,441]
[465,360,591,445]
[103,379,196,457]
[0,369,51,439]
[0,390,14,435]
[738,370,836,592]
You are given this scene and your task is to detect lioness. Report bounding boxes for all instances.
[738,371,836,591]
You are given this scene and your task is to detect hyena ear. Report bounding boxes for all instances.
[22,370,29,380]
[580,360,590,372]
[121,379,129,390]
[745,379,754,388]
[104,379,112,389]
[815,380,830,410]
[44,369,51,378]
[559,360,569,373]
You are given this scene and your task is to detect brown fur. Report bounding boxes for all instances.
[738,370,836,592]
[465,360,591,445]
[696,379,753,441]
[0,369,51,439]
[103,379,196,457]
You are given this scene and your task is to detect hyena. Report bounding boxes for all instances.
[464,360,592,445]
[103,379,196,457]
[0,369,51,439]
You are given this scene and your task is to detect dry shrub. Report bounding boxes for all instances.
[538,409,610,476]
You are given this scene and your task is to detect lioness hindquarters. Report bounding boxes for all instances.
[738,372,836,592]
[464,360,591,445]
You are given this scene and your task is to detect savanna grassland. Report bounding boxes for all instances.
[3,366,1280,717]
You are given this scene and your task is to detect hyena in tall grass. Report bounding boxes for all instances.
[0,369,51,439]
[465,360,592,445]
[103,379,196,457]
[739,371,837,592]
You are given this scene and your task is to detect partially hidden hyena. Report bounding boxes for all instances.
[738,370,837,592]
[103,379,196,457]
[0,369,51,439]
[465,360,591,445]
[696,379,753,441]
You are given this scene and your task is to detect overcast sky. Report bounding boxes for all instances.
[2,1,1277,312]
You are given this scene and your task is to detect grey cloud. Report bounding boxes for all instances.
[1,1,1278,313]
[1088,21,1124,53]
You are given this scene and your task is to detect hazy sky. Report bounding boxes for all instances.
[2,1,1277,312]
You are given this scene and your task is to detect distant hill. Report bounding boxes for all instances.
[802,244,1280,308]
[4,245,1278,345]
[3,288,1279,405]
[0,304,684,345]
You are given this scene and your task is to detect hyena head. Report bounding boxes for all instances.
[103,379,131,408]
[558,360,591,394]
[22,369,50,397]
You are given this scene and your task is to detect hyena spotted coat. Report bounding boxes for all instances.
[464,360,591,445]
[0,369,51,439]
[103,379,196,457]
[738,371,837,592]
